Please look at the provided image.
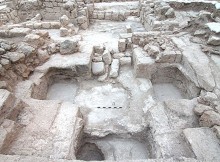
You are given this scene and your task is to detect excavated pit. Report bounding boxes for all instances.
[31,68,80,102]
[76,142,105,161]
[151,66,200,101]
[46,79,78,103]
[76,133,151,161]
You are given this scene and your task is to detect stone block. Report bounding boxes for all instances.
[184,127,220,161]
[92,62,105,75]
[109,59,119,78]
[118,39,126,52]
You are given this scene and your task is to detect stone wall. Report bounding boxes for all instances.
[83,0,137,3]
[89,1,139,21]
[139,0,219,31]
[0,0,90,30]
[91,11,137,21]
[0,5,20,24]
[42,0,67,20]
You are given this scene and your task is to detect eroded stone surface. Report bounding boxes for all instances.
[0,0,220,161]
[184,127,220,161]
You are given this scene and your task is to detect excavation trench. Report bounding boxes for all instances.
[28,67,199,160]
[76,133,152,161]
[31,68,80,102]
[151,66,201,101]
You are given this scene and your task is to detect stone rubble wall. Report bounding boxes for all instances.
[24,21,61,29]
[139,1,178,31]
[168,1,216,11]
[0,30,52,91]
[139,0,219,32]
[0,5,20,24]
[91,10,139,21]
[0,0,90,30]
[82,0,137,3]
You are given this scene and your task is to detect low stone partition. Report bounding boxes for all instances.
[24,21,61,29]
[0,27,31,38]
[89,1,139,21]
[82,0,138,3]
[91,10,138,21]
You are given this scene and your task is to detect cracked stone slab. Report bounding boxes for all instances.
[184,127,220,161]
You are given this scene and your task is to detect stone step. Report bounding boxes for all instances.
[183,127,220,161]
[0,119,22,153]
[7,100,83,160]
[0,89,16,124]
[49,102,83,159]
[146,100,198,159]
[132,46,155,78]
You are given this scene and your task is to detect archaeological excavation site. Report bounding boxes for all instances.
[1,0,220,161]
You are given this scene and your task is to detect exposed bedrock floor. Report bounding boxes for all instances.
[153,83,184,101]
[46,79,79,102]
[151,66,201,100]
[77,136,150,161]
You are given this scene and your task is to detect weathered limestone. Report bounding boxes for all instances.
[35,44,92,78]
[24,34,45,47]
[207,36,220,46]
[102,49,112,65]
[165,8,175,18]
[91,1,139,21]
[7,100,83,159]
[60,27,69,37]
[126,24,132,33]
[59,15,77,37]
[0,48,5,55]
[5,52,25,63]
[9,28,31,37]
[18,42,36,57]
[193,104,213,116]
[77,15,89,30]
[206,22,220,34]
[133,46,155,78]
[118,39,126,52]
[146,100,197,159]
[0,0,220,161]
[60,40,79,55]
[199,110,220,127]
[60,15,70,27]
[0,118,23,153]
[37,49,50,62]
[92,62,105,76]
[93,46,105,54]
[120,57,131,66]
[144,44,160,58]
[113,53,125,59]
[156,47,182,63]
[172,36,215,92]
[184,127,220,161]
[213,125,220,139]
[109,59,119,78]
[0,89,16,124]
